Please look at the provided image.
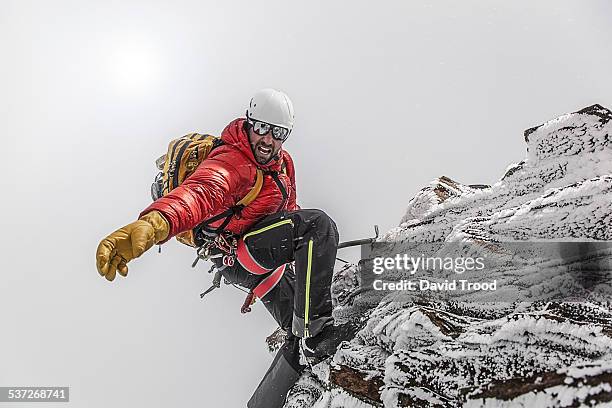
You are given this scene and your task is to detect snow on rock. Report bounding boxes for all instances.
[284,105,612,407]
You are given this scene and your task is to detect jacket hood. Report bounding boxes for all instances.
[221,118,284,171]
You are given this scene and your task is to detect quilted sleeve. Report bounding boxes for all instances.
[140,151,249,242]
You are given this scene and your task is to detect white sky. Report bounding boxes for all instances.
[1,1,612,407]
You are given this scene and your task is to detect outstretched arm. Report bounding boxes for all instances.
[140,155,244,242]
[96,153,246,281]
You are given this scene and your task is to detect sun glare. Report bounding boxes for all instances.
[107,42,161,94]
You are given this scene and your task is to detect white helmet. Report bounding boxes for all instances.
[246,88,295,131]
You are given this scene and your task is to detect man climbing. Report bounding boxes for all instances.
[96,89,343,407]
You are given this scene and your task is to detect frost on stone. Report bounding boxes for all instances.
[284,104,612,407]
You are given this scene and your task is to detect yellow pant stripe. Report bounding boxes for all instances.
[243,219,293,240]
[304,238,314,338]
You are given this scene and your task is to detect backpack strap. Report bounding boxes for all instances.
[194,169,264,244]
[237,168,264,206]
[265,170,288,213]
[280,159,288,175]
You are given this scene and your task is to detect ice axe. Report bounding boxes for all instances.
[334,225,379,264]
[337,225,379,249]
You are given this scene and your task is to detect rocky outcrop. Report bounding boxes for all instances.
[285,105,612,407]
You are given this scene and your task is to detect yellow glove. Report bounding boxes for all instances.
[96,211,169,281]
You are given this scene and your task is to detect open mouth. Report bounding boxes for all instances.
[257,145,272,155]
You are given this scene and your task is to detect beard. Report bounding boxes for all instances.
[252,139,278,164]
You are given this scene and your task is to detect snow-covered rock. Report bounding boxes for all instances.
[285,104,612,407]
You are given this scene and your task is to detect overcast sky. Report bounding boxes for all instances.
[1,1,612,407]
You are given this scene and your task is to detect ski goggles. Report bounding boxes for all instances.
[246,116,291,142]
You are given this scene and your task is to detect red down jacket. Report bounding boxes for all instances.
[140,118,298,242]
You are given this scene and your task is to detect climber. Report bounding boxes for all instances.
[95,89,344,407]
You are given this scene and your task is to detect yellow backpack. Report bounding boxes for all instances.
[151,133,263,247]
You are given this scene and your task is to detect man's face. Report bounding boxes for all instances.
[248,126,283,164]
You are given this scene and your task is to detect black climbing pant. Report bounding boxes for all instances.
[229,208,339,338]
[220,208,339,408]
